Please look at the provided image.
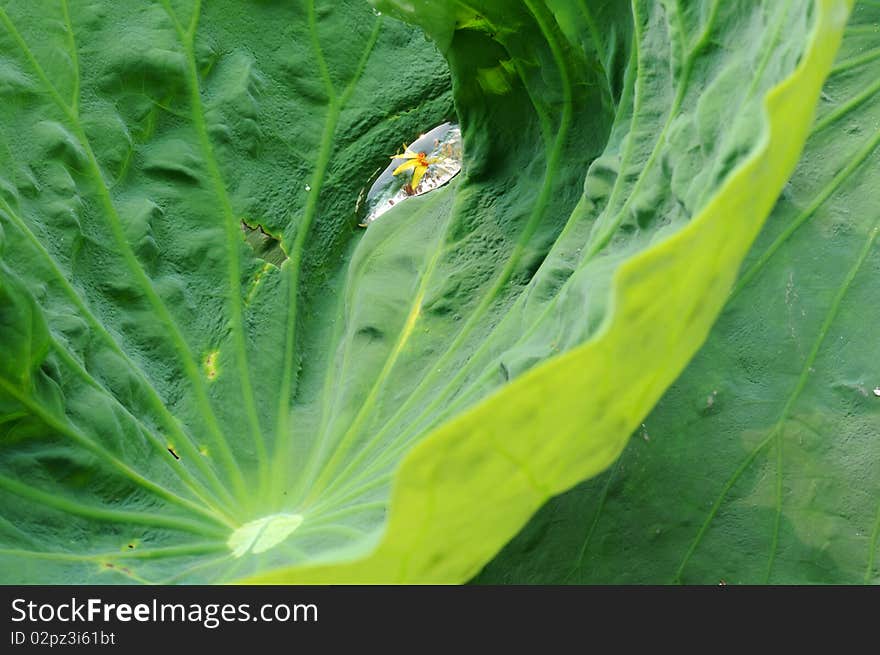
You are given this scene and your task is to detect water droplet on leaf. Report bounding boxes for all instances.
[359,122,462,226]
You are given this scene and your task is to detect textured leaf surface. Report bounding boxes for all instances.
[0,0,849,583]
[475,1,880,585]
[0,0,452,583]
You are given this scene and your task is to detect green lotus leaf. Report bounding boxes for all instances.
[477,0,879,585]
[0,0,850,583]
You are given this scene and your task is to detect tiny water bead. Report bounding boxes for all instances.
[358,122,462,226]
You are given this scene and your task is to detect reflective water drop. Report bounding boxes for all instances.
[305,184,311,191]
[359,122,462,226]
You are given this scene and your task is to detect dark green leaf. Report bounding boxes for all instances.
[476,1,879,585]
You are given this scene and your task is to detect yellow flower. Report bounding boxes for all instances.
[391,143,442,193]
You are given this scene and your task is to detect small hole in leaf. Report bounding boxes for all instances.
[241,219,288,266]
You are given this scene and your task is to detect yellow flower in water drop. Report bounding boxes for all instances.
[391,143,442,194]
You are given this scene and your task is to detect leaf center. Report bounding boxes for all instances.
[227,513,304,558]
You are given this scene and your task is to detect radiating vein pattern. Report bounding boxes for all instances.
[0,0,841,583]
[0,0,451,583]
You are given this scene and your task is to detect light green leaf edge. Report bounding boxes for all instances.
[246,0,854,583]
[475,1,880,585]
